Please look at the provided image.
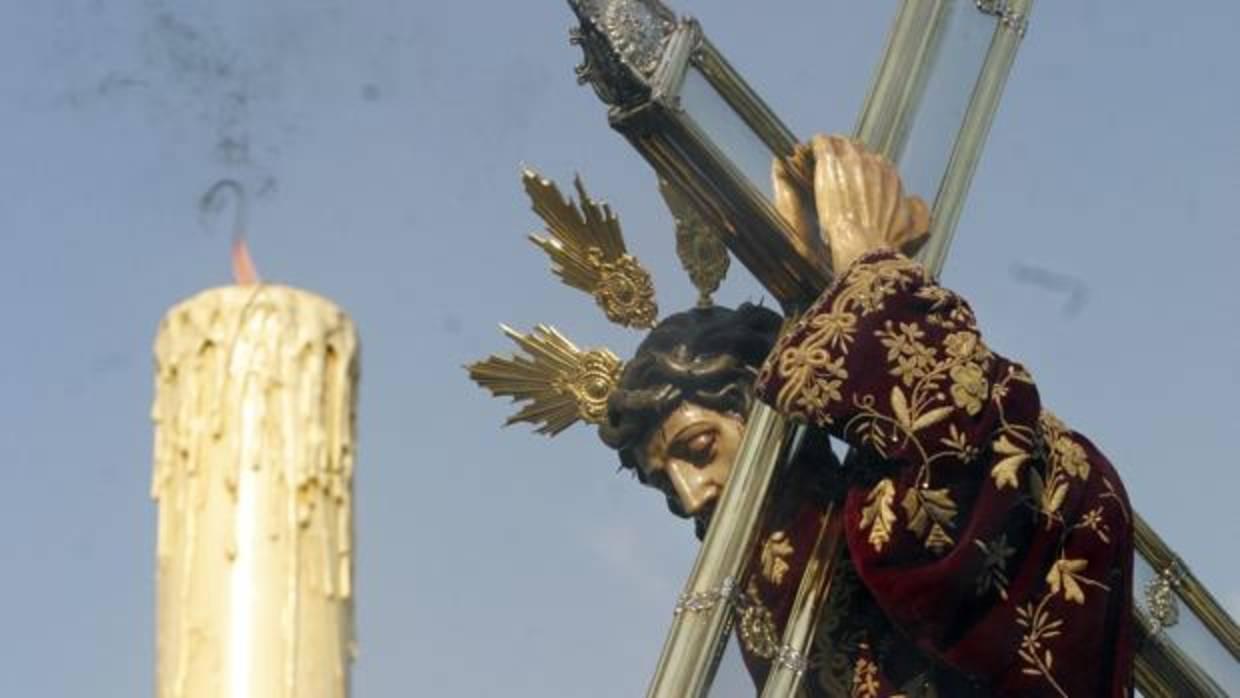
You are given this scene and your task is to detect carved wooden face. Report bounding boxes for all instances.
[635,402,746,521]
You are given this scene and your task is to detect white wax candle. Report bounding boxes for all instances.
[151,285,358,698]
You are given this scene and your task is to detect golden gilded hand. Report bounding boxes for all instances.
[773,134,930,276]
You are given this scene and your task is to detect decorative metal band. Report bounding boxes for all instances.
[975,0,1029,37]
[673,576,738,615]
[1144,562,1184,632]
[773,646,809,678]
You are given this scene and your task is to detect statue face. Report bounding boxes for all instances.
[636,402,746,520]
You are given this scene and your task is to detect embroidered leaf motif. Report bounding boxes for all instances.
[991,434,1031,489]
[974,535,1015,599]
[901,487,958,553]
[925,525,954,553]
[1016,598,1069,696]
[913,405,955,433]
[1029,467,1045,502]
[1043,481,1068,518]
[940,423,979,461]
[890,385,912,430]
[860,479,897,553]
[1046,558,1090,605]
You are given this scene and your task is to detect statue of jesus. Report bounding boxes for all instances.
[599,136,1133,697]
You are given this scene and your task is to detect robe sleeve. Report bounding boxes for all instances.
[754,249,1134,697]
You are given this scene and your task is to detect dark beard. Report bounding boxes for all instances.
[693,503,716,540]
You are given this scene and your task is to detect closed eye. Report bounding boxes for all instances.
[669,427,718,466]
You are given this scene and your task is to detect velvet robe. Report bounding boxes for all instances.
[736,250,1133,697]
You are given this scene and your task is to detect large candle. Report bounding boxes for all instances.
[151,283,359,698]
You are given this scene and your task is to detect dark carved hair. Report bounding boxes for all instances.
[597,302,784,484]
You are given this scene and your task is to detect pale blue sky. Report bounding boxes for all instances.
[1,1,1237,696]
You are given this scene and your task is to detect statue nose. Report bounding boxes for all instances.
[666,461,717,515]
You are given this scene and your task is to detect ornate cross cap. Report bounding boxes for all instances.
[567,0,677,107]
[468,168,733,436]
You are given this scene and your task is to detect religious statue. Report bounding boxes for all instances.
[469,135,1133,697]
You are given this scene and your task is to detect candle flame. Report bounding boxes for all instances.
[232,236,261,285]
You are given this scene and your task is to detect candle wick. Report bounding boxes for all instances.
[201,179,261,285]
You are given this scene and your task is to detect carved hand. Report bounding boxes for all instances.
[773,134,930,276]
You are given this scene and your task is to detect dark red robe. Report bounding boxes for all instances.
[739,250,1133,697]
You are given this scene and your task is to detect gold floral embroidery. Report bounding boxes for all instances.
[1041,411,1090,480]
[939,424,978,462]
[772,256,925,423]
[990,433,1031,489]
[877,320,935,387]
[760,530,795,585]
[860,479,898,552]
[763,253,1124,697]
[776,344,848,422]
[1028,410,1093,527]
[1046,557,1108,605]
[1016,596,1068,698]
[1073,505,1111,543]
[851,656,881,698]
[948,362,987,415]
[942,330,980,359]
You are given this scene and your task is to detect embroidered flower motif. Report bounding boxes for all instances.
[943,330,980,360]
[877,320,936,386]
[1052,435,1090,480]
[949,362,988,415]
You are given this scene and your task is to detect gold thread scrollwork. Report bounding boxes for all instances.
[467,324,621,436]
[523,169,658,328]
